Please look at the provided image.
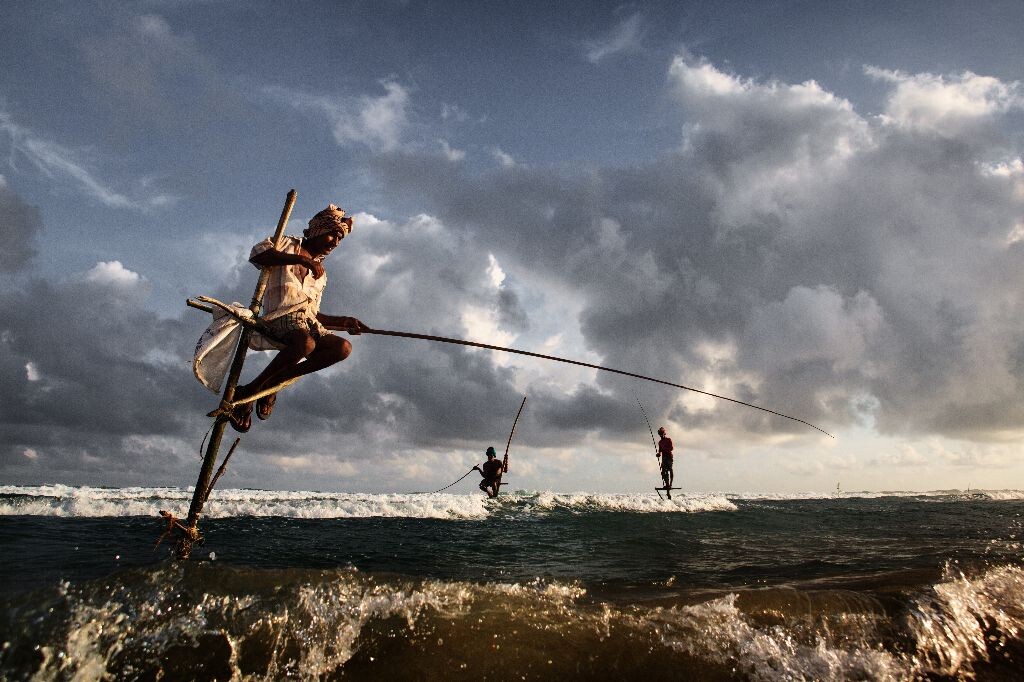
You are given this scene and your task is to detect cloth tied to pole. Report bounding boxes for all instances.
[192,302,279,393]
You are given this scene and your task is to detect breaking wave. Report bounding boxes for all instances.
[531,490,738,513]
[2,562,1021,680]
[1,485,1018,520]
[724,489,1024,502]
[0,486,736,519]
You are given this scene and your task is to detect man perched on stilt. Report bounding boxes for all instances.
[474,447,504,498]
[657,426,675,499]
[230,204,368,432]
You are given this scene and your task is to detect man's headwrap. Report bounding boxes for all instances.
[304,204,351,239]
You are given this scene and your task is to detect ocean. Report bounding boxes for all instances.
[0,485,1022,680]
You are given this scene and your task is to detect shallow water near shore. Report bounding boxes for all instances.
[1,486,1022,680]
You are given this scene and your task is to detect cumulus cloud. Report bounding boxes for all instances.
[366,55,1024,445]
[4,53,1024,490]
[266,80,411,152]
[866,67,1024,136]
[742,287,885,375]
[82,260,147,288]
[0,261,203,485]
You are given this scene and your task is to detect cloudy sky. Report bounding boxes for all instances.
[2,0,1023,494]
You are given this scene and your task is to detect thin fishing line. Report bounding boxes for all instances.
[419,468,477,495]
[633,391,658,455]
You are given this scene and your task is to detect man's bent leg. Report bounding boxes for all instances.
[287,334,352,379]
[236,330,316,401]
[250,334,352,392]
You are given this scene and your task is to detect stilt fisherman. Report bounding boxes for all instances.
[657,426,675,498]
[230,204,369,432]
[474,447,504,498]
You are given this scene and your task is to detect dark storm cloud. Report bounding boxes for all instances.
[0,262,215,484]
[0,181,41,271]
[496,286,529,333]
[365,57,1024,441]
[3,50,1022,490]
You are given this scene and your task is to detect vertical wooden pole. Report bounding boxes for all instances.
[176,190,297,559]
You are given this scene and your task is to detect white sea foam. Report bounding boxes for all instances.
[43,569,480,680]
[0,486,489,519]
[645,563,1024,680]
[724,489,1024,501]
[1,485,1019,518]
[651,592,905,680]
[531,491,738,513]
[22,569,596,680]
[0,486,736,518]
[9,563,1024,680]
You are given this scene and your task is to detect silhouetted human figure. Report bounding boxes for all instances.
[475,447,503,498]
[657,426,674,499]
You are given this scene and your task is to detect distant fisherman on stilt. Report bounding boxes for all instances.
[657,426,676,499]
[228,204,369,432]
[474,447,504,498]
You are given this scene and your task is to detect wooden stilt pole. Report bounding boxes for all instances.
[175,189,297,559]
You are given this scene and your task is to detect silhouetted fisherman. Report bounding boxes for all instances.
[474,447,504,498]
[657,426,675,499]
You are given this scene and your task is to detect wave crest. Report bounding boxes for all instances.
[3,564,1023,680]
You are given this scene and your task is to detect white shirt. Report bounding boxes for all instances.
[249,235,327,320]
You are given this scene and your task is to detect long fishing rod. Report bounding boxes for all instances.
[634,392,658,456]
[188,297,833,438]
[503,396,527,474]
[365,328,834,438]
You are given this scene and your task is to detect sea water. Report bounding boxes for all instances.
[1,485,1022,680]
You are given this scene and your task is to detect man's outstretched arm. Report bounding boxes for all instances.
[317,312,370,334]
